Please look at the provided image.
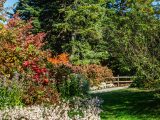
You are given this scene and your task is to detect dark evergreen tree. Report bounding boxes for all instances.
[15,0,44,33]
[16,0,108,64]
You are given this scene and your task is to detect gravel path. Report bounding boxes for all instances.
[89,86,129,94]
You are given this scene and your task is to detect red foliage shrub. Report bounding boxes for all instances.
[22,85,60,105]
[0,14,48,77]
[22,60,48,84]
[79,64,114,86]
[0,14,61,105]
[47,56,113,87]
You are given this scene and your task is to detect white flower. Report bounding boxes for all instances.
[0,97,102,120]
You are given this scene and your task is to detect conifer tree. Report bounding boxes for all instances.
[16,0,108,64]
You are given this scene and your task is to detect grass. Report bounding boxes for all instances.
[92,88,160,120]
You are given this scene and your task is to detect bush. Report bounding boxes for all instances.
[58,73,89,98]
[0,14,47,78]
[47,53,89,98]
[0,15,62,106]
[0,86,23,109]
[0,76,23,109]
[47,62,89,98]
[131,77,160,89]
[79,64,114,86]
[22,84,60,105]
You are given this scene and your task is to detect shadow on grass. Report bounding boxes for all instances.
[92,88,160,120]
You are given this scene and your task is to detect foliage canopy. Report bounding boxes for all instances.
[14,0,160,87]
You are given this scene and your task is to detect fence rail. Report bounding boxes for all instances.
[106,76,136,79]
[106,75,135,87]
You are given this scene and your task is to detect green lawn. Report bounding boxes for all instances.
[92,88,160,120]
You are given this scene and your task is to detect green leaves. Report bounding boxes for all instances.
[15,0,160,88]
[104,0,160,87]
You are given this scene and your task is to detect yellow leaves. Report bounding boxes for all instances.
[134,0,155,14]
[0,22,4,29]
[136,0,153,4]
[0,27,17,44]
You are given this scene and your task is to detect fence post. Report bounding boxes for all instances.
[118,75,119,87]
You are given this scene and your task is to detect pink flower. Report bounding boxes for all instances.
[23,61,30,67]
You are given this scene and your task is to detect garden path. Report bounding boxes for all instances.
[89,86,129,93]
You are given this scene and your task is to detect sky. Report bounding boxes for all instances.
[4,0,160,7]
[4,0,18,8]
[3,0,160,12]
[4,0,18,14]
[4,0,160,8]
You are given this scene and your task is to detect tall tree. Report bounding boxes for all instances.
[15,0,44,33]
[16,0,108,64]
[50,0,108,64]
[104,0,160,87]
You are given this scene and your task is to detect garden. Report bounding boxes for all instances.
[0,0,160,119]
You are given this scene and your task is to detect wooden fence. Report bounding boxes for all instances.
[106,75,135,87]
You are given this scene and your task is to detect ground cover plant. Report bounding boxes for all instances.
[0,97,102,119]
